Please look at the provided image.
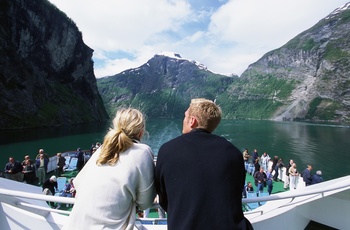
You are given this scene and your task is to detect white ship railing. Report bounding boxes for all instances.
[243,175,350,216]
[243,180,350,204]
[0,187,74,215]
[1,175,349,224]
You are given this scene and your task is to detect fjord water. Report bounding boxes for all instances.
[1,119,349,181]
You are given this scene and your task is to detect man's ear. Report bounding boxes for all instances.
[189,116,198,128]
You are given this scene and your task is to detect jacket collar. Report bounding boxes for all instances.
[190,128,210,134]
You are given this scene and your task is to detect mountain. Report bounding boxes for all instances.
[98,3,350,124]
[97,53,237,118]
[0,0,108,129]
[239,3,350,123]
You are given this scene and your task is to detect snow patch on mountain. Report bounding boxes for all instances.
[156,52,239,76]
[325,2,350,20]
[157,51,183,59]
[157,51,208,71]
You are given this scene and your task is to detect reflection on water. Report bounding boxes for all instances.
[0,122,110,168]
[217,120,350,180]
[144,119,182,155]
[0,119,349,180]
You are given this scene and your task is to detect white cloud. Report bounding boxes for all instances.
[94,58,134,78]
[48,0,349,78]
[208,1,334,46]
[51,0,192,50]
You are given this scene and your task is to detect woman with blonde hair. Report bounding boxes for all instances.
[289,163,299,190]
[63,108,156,229]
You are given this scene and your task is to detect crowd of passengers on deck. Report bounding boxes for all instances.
[2,145,324,198]
[1,120,324,218]
[2,142,101,185]
[242,148,324,197]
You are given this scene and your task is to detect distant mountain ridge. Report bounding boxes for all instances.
[1,0,350,128]
[97,53,236,118]
[156,51,209,71]
[98,3,350,124]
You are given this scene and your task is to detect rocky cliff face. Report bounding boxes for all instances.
[241,3,350,123]
[0,0,108,129]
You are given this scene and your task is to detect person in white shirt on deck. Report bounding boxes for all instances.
[63,108,156,230]
[260,152,270,172]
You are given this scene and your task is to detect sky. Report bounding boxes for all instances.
[47,0,350,78]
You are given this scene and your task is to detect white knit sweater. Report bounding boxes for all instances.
[63,143,156,230]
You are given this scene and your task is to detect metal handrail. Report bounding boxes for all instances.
[1,175,349,221]
[242,176,350,216]
[18,201,71,215]
[137,218,168,225]
[0,188,75,204]
[242,179,350,203]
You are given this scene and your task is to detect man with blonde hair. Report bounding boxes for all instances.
[156,98,253,229]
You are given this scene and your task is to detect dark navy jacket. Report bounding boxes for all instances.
[36,158,49,172]
[155,128,251,230]
[311,174,324,184]
[302,168,312,186]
